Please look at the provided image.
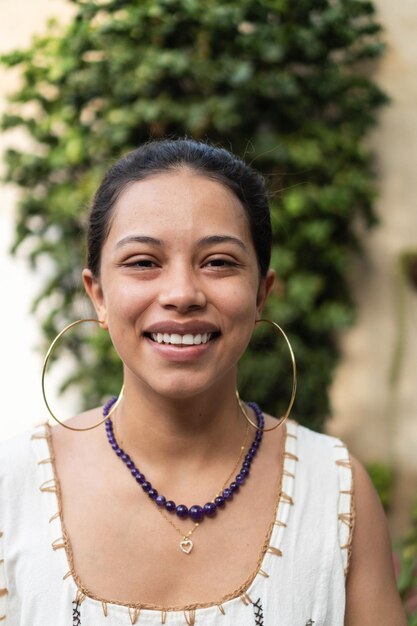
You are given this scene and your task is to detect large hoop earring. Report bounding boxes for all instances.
[41,319,124,432]
[237,318,297,432]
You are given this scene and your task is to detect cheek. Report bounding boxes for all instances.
[221,284,258,339]
[104,291,147,364]
[104,281,152,331]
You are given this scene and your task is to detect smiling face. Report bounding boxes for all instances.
[83,168,274,400]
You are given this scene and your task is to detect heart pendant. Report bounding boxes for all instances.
[179,539,193,554]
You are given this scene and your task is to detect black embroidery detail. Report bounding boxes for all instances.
[253,598,264,626]
[72,600,81,626]
[305,620,315,626]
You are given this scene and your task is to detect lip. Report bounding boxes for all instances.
[144,321,220,335]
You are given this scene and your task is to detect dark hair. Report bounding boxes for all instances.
[87,138,272,277]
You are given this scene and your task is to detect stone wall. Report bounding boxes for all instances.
[328,0,417,537]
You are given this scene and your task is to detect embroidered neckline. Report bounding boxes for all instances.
[32,418,298,615]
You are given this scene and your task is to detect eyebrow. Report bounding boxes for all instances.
[115,234,248,252]
[116,235,163,248]
[197,235,248,252]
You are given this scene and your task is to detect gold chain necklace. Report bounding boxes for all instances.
[111,410,249,554]
[156,420,249,554]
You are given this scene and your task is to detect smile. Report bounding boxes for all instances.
[147,332,220,346]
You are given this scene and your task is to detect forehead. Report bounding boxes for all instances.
[107,169,251,242]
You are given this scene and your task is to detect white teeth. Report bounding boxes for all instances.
[150,332,214,345]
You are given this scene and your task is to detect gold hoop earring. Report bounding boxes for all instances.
[41,319,124,432]
[237,318,297,432]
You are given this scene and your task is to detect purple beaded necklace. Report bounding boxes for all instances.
[104,396,264,524]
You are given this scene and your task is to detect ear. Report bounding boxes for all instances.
[256,269,276,317]
[82,269,108,329]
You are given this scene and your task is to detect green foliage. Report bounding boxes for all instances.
[1,0,387,428]
[396,498,417,623]
[366,461,395,511]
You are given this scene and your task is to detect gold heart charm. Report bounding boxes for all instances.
[180,539,193,554]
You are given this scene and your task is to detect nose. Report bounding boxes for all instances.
[157,264,207,312]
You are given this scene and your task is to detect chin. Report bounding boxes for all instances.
[153,383,210,401]
[139,372,225,402]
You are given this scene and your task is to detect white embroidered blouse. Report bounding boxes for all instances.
[0,419,354,626]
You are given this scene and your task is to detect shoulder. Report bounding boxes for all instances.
[345,454,407,625]
[295,421,339,446]
[290,419,349,460]
[266,415,342,449]
[348,453,392,562]
[0,428,36,474]
[0,427,45,527]
[263,417,351,471]
[0,422,55,494]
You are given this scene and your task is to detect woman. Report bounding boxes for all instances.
[0,139,406,625]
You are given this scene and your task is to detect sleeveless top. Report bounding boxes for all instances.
[0,419,354,626]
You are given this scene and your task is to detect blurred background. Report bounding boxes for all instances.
[1,0,416,616]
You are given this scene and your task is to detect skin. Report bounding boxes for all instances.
[345,456,407,625]
[51,168,406,622]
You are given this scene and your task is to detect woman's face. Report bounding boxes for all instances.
[83,168,275,399]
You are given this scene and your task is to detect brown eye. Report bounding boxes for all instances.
[127,259,158,268]
[205,258,236,268]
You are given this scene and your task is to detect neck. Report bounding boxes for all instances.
[110,372,249,471]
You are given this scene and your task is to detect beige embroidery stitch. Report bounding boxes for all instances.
[52,537,66,550]
[129,606,141,624]
[345,451,355,577]
[75,589,86,604]
[334,443,355,578]
[279,492,294,505]
[338,512,353,526]
[31,432,48,440]
[283,451,299,462]
[35,419,297,615]
[274,519,287,527]
[240,592,253,606]
[40,479,57,493]
[285,432,297,439]
[38,457,52,465]
[335,459,351,469]
[184,609,196,625]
